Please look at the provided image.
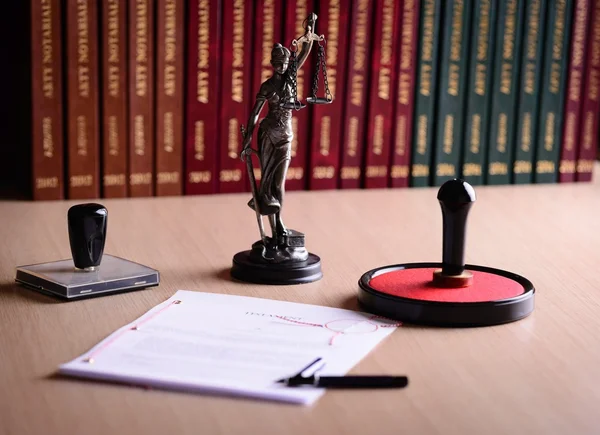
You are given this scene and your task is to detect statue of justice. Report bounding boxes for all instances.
[231,13,332,284]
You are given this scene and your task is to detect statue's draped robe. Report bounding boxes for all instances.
[249,77,294,216]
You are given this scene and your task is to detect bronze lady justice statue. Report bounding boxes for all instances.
[231,13,326,284]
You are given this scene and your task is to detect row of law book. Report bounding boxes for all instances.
[30,0,599,200]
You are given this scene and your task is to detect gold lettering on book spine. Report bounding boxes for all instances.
[420,0,435,96]
[41,0,55,99]
[447,0,463,96]
[77,0,90,99]
[351,0,369,105]
[320,116,331,157]
[261,0,275,83]
[470,114,481,154]
[524,0,540,95]
[42,116,54,158]
[197,0,210,103]
[231,0,245,102]
[397,0,414,105]
[347,116,359,157]
[500,0,517,95]
[550,0,567,94]
[135,0,149,97]
[521,112,531,152]
[107,0,120,98]
[373,115,384,155]
[194,121,205,160]
[326,0,340,96]
[163,0,177,97]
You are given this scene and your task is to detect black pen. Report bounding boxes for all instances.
[277,374,408,389]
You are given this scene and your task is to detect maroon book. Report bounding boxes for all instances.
[66,0,100,199]
[218,0,253,193]
[250,0,283,187]
[284,0,315,191]
[559,0,592,182]
[184,0,221,195]
[128,0,155,197]
[101,0,128,198]
[308,0,351,190]
[363,0,402,189]
[390,0,419,188]
[155,0,184,196]
[577,0,600,182]
[31,0,64,200]
[339,0,374,189]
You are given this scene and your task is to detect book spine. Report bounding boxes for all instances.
[250,0,283,187]
[307,0,351,190]
[66,0,100,199]
[184,0,221,195]
[432,0,473,186]
[31,0,64,200]
[284,0,314,191]
[390,0,420,188]
[559,0,592,182]
[486,0,525,185]
[410,0,443,187]
[577,0,600,181]
[534,0,574,183]
[219,0,252,193]
[101,0,128,198]
[155,0,184,196]
[339,0,374,189]
[129,0,155,197]
[513,0,547,184]
[462,0,498,185]
[363,0,402,189]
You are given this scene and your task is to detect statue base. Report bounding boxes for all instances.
[230,229,322,285]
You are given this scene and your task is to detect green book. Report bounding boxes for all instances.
[534,0,574,183]
[486,0,526,185]
[410,0,443,187]
[461,0,498,185]
[432,0,473,186]
[514,0,548,184]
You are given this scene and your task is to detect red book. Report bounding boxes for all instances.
[339,0,374,189]
[250,0,283,187]
[577,0,600,182]
[31,0,64,200]
[101,0,128,198]
[155,0,184,196]
[308,0,351,190]
[284,0,315,191]
[219,0,253,193]
[559,0,593,182]
[66,0,100,199]
[184,0,222,195]
[390,0,420,188]
[128,0,155,197]
[363,0,402,189]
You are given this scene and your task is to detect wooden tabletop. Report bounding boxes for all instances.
[2,173,600,435]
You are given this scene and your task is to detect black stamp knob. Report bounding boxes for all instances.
[68,204,107,271]
[437,179,476,276]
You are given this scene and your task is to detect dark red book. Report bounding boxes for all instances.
[250,0,283,187]
[155,0,184,196]
[184,0,221,195]
[284,0,315,191]
[390,0,420,188]
[101,0,128,198]
[577,0,600,182]
[339,0,374,189]
[218,0,253,193]
[128,0,155,197]
[31,0,64,200]
[559,0,592,182]
[66,0,100,199]
[308,0,351,190]
[363,0,402,189]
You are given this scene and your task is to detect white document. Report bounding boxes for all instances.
[59,290,399,405]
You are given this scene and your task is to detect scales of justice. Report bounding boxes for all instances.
[231,13,332,285]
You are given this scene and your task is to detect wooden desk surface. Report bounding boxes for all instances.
[2,176,600,435]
